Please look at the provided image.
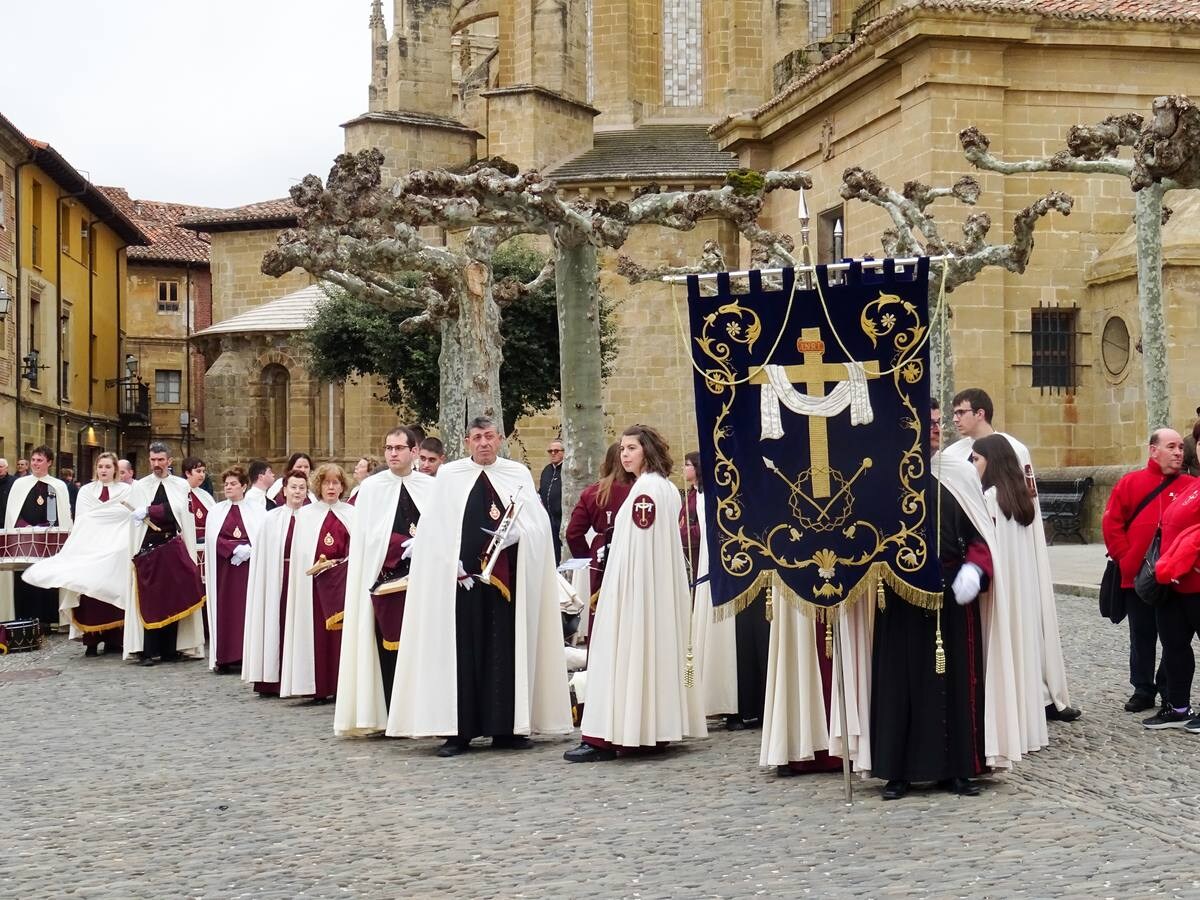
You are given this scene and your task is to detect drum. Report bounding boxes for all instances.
[0,619,42,653]
[0,528,70,570]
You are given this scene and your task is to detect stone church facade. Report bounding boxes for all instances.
[189,0,1200,520]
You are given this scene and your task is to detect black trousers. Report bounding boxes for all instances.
[734,591,770,722]
[1126,588,1167,698]
[1156,591,1200,709]
[143,621,179,660]
[455,583,516,740]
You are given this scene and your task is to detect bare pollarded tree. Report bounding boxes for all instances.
[961,109,1187,429]
[837,163,1072,411]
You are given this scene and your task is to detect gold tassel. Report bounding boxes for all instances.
[876,578,886,611]
[934,609,946,675]
[825,621,833,659]
[765,582,774,622]
[684,642,695,688]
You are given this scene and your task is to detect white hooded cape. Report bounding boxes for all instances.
[687,498,739,716]
[335,469,434,737]
[581,472,707,746]
[23,481,131,636]
[281,500,355,698]
[243,504,301,685]
[0,474,74,621]
[945,434,1072,712]
[204,499,266,669]
[386,456,572,738]
[122,474,205,660]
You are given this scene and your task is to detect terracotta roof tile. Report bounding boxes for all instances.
[178,198,300,233]
[734,0,1200,126]
[98,187,214,265]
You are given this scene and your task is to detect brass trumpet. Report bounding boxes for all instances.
[477,486,524,584]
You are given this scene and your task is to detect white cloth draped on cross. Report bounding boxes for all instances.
[759,361,875,441]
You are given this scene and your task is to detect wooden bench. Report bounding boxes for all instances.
[1036,476,1094,545]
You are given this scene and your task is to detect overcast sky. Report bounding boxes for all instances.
[0,1,390,209]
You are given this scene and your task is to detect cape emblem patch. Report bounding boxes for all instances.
[233,526,242,539]
[323,532,335,547]
[632,494,656,530]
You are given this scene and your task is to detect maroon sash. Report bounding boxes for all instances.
[370,590,406,650]
[134,536,204,629]
[313,562,348,630]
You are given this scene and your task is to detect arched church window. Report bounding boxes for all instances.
[663,0,702,107]
[260,364,290,456]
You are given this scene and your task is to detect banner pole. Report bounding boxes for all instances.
[833,620,853,806]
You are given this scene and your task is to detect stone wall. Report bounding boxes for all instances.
[209,229,312,324]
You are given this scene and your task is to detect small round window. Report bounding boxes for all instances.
[1101,315,1131,377]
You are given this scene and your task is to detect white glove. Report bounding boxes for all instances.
[952,562,982,606]
[595,544,607,563]
[230,543,252,567]
[131,506,149,524]
[401,536,416,561]
[497,525,520,552]
[457,560,474,591]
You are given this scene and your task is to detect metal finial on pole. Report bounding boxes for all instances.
[798,189,812,288]
[833,621,854,806]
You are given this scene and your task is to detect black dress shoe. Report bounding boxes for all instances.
[938,777,981,796]
[563,742,617,763]
[138,656,157,667]
[725,716,746,731]
[492,735,534,750]
[882,780,910,801]
[1125,691,1156,713]
[1046,704,1082,722]
[776,765,801,778]
[436,738,472,758]
[84,645,99,658]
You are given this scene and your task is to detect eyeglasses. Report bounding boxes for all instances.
[384,444,410,452]
[951,407,975,418]
[547,448,564,455]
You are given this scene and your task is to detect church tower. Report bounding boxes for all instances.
[342,0,482,182]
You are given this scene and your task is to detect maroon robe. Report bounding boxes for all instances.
[213,505,251,667]
[566,479,632,643]
[679,487,701,582]
[254,514,297,696]
[310,510,348,699]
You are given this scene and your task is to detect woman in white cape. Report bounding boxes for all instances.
[24,452,131,656]
[565,424,707,762]
[970,434,1051,756]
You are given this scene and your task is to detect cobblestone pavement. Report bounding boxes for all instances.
[3,594,1199,899]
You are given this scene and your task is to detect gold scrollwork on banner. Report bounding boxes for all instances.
[697,287,934,617]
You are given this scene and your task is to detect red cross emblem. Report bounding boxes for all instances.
[632,494,656,530]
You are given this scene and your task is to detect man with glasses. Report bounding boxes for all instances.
[946,387,1080,724]
[335,426,435,735]
[539,439,565,564]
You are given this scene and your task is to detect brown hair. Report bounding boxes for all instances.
[621,424,673,479]
[596,441,634,506]
[974,434,1035,527]
[312,462,348,498]
[220,465,249,487]
[684,450,703,493]
[93,452,119,480]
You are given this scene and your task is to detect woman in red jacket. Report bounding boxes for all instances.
[565,442,634,625]
[1149,476,1200,731]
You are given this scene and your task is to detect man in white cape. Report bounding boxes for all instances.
[336,427,433,737]
[946,387,1079,722]
[243,469,307,695]
[0,445,74,624]
[387,417,571,754]
[123,442,206,663]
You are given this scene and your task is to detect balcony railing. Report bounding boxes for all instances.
[119,382,150,424]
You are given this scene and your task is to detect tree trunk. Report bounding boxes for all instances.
[459,262,506,434]
[437,318,466,459]
[1136,182,1169,430]
[554,237,605,526]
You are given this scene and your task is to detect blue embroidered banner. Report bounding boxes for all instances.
[687,259,943,616]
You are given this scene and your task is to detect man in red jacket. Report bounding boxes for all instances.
[1102,428,1192,713]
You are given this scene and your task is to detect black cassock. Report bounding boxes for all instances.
[456,472,518,740]
[870,480,986,783]
[375,485,420,708]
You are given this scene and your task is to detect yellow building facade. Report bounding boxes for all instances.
[0,116,146,477]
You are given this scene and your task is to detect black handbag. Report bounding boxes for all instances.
[1134,526,1170,607]
[1098,558,1126,624]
